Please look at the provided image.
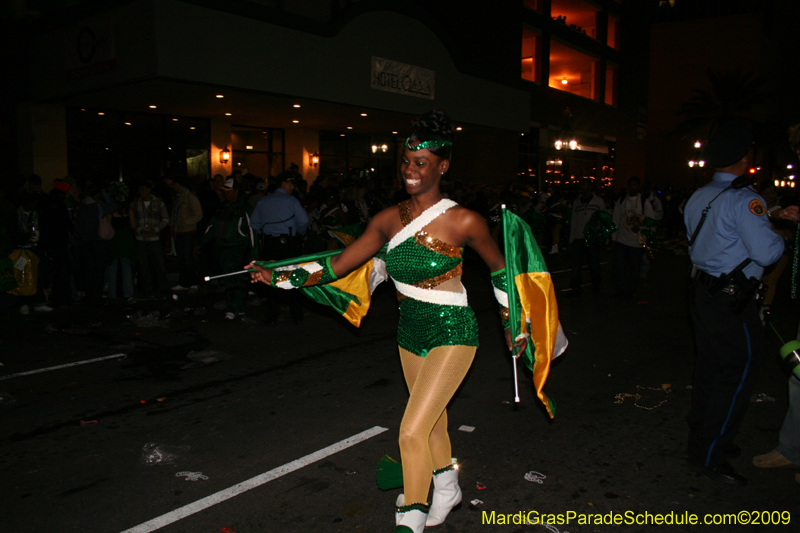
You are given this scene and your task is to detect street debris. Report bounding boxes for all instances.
[469,499,484,507]
[0,392,16,405]
[458,425,475,433]
[751,393,776,402]
[476,481,486,490]
[176,471,208,481]
[614,384,671,410]
[128,311,168,328]
[524,471,546,484]
[182,349,231,369]
[166,308,184,318]
[140,443,189,465]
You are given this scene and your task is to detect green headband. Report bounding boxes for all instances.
[405,138,453,152]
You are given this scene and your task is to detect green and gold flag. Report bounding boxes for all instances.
[502,208,568,418]
[255,246,387,328]
[327,223,364,248]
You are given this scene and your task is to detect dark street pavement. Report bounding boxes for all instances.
[1,241,798,533]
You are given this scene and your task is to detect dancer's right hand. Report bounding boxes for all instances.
[244,262,272,285]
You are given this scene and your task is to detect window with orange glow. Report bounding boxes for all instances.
[607,13,620,49]
[551,0,600,40]
[605,63,618,106]
[523,0,542,12]
[521,28,542,84]
[549,40,599,101]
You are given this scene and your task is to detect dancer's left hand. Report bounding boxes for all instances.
[505,329,528,358]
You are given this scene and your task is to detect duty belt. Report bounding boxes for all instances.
[694,269,736,295]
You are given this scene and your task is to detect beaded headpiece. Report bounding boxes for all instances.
[405,138,453,152]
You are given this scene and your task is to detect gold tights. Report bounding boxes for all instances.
[398,345,476,505]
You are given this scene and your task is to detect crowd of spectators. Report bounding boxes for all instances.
[5,167,780,318]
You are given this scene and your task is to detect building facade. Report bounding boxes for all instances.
[10,0,646,193]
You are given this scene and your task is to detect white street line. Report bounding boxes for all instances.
[120,425,389,533]
[0,353,127,381]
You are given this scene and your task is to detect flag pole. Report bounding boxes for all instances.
[202,249,345,282]
[502,204,522,404]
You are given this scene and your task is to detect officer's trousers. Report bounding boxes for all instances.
[687,281,764,467]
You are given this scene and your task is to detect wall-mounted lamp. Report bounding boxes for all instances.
[554,140,563,150]
[220,148,231,164]
[568,140,578,150]
[310,152,319,167]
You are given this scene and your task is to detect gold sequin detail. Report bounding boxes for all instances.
[399,200,412,226]
[274,271,292,284]
[305,270,323,286]
[500,307,509,322]
[413,265,463,289]
[414,232,462,258]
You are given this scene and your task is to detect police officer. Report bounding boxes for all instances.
[684,119,785,485]
[250,171,309,324]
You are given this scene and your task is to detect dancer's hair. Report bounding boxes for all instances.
[406,110,454,161]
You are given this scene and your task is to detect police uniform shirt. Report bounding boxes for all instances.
[250,188,309,237]
[684,172,784,279]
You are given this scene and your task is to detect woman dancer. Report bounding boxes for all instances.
[247,110,525,533]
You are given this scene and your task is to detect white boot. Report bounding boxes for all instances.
[426,464,462,526]
[395,494,428,533]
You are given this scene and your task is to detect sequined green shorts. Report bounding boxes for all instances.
[397,298,479,357]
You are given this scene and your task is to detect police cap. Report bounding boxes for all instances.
[702,119,753,168]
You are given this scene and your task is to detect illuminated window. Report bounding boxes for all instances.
[549,40,599,101]
[551,0,600,40]
[521,28,542,84]
[523,0,542,12]
[605,64,618,106]
[607,13,620,49]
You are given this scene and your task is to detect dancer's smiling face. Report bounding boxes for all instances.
[401,143,449,196]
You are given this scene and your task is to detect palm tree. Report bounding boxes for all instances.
[673,68,767,140]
